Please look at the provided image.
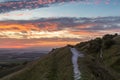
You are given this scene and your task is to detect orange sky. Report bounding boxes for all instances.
[0,20,119,50]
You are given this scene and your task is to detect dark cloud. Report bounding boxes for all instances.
[40,17,120,31]
[0,0,87,13]
[1,16,120,32]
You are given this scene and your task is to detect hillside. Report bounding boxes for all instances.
[1,47,74,80]
[1,34,120,80]
[75,34,120,80]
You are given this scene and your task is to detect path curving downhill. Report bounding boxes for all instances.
[70,47,84,80]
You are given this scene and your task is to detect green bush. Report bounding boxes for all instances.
[102,34,116,49]
[87,38,102,53]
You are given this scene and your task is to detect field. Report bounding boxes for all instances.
[0,49,47,78]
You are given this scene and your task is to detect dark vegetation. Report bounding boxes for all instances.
[76,34,118,53]
[75,33,120,80]
[0,62,28,78]
[0,51,46,79]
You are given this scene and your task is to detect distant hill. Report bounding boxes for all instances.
[1,34,120,80]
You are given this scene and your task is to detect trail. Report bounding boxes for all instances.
[70,48,84,80]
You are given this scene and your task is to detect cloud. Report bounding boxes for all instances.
[0,37,80,49]
[0,17,120,48]
[0,0,116,13]
[0,0,88,13]
[0,17,120,39]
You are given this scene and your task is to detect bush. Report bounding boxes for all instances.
[87,38,102,53]
[103,39,115,49]
[102,34,116,49]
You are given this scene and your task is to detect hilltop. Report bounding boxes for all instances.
[1,34,120,80]
[75,34,120,80]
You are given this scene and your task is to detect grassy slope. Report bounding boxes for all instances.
[75,35,120,80]
[1,34,120,80]
[0,65,25,78]
[1,47,73,80]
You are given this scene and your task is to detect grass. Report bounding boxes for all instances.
[0,65,25,78]
[1,47,74,80]
[75,35,120,80]
[1,34,120,80]
[0,61,27,78]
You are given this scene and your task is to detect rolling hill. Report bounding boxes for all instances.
[1,34,120,80]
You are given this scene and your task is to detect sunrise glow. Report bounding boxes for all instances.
[0,0,120,49]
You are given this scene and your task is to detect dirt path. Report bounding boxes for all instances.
[70,48,84,80]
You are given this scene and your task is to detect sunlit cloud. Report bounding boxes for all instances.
[0,17,120,49]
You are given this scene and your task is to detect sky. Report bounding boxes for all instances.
[0,0,120,50]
